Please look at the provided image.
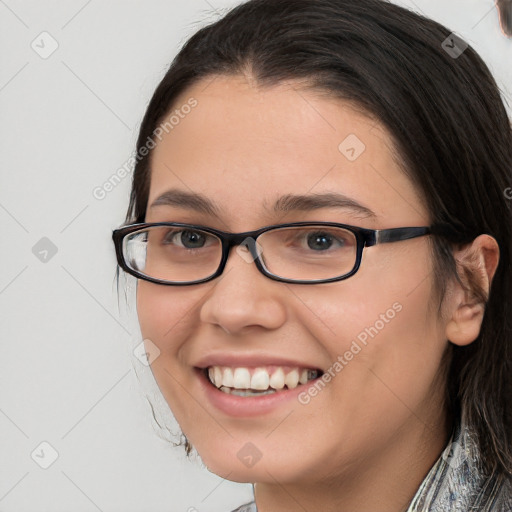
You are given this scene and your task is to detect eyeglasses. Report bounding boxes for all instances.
[112,221,436,285]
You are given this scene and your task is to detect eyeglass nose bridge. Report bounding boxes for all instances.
[213,233,267,280]
[225,234,264,265]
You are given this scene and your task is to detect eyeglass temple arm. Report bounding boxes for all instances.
[365,226,432,246]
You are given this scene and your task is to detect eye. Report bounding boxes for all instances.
[306,231,339,251]
[302,230,350,251]
[163,229,209,249]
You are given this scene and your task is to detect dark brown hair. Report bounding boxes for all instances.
[123,0,512,476]
[497,0,512,36]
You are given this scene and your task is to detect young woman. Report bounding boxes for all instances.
[113,0,512,510]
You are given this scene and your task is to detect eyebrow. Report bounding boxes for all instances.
[150,189,220,216]
[272,192,376,218]
[149,188,376,218]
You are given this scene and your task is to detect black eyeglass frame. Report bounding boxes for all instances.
[112,221,445,286]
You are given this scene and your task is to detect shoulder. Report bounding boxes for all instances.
[229,501,257,512]
[494,475,512,512]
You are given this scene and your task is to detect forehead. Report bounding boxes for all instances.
[147,75,429,228]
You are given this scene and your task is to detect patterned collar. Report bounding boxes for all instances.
[407,418,511,511]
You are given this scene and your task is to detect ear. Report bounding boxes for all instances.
[445,234,500,347]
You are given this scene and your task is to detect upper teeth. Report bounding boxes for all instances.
[207,366,320,391]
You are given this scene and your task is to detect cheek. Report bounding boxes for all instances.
[136,282,196,354]
[303,249,435,356]
[136,282,213,436]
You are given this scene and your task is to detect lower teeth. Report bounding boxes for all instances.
[220,386,277,396]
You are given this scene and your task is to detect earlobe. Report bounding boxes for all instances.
[446,303,486,346]
[445,234,500,347]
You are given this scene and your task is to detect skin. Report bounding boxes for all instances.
[136,74,499,512]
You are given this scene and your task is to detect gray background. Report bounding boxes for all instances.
[0,1,510,511]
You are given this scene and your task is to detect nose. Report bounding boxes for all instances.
[199,244,287,335]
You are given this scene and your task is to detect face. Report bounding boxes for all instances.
[136,75,450,487]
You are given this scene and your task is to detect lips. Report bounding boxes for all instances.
[195,361,325,417]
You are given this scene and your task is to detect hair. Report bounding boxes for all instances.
[497,0,512,37]
[123,0,512,477]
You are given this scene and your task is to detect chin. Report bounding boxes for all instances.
[195,441,310,484]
